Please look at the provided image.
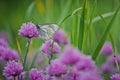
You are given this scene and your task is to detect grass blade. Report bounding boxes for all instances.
[92,11,120,23]
[92,5,120,60]
[99,15,120,73]
[78,0,86,51]
[57,0,72,25]
[25,1,36,22]
[16,38,23,63]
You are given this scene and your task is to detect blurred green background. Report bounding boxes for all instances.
[0,0,120,55]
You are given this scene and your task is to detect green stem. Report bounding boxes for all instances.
[114,53,120,73]
[23,38,31,70]
[48,41,54,64]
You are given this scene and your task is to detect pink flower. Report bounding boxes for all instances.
[59,46,81,65]
[29,68,43,80]
[101,42,113,55]
[41,40,60,55]
[19,22,39,38]
[53,29,69,45]
[47,59,67,76]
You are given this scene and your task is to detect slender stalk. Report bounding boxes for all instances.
[23,38,31,69]
[114,54,120,73]
[48,41,54,64]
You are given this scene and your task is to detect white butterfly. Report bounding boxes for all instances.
[36,24,59,40]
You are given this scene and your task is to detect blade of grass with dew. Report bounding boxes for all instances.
[25,1,36,22]
[99,15,120,73]
[78,0,86,51]
[92,5,120,60]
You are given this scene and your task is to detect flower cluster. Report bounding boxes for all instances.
[3,61,24,80]
[100,43,120,74]
[44,46,103,80]
[0,37,19,67]
[0,22,104,80]
[111,73,120,80]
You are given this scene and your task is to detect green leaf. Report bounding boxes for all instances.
[92,11,120,23]
[58,7,82,26]
[16,38,23,63]
[25,2,36,22]
[99,14,120,73]
[78,0,86,51]
[92,5,120,60]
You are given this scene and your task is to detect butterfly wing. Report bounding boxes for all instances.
[38,24,59,40]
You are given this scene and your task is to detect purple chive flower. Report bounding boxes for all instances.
[59,46,81,65]
[74,56,96,71]
[76,71,103,80]
[29,68,43,80]
[53,29,69,45]
[101,62,117,73]
[41,40,60,55]
[64,67,79,80]
[101,42,113,55]
[0,32,9,41]
[35,54,43,66]
[0,39,8,48]
[2,48,19,61]
[19,22,39,38]
[111,73,120,80]
[45,75,58,80]
[0,46,5,57]
[3,61,23,78]
[108,54,120,64]
[47,59,67,76]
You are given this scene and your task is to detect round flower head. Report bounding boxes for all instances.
[60,46,81,65]
[76,71,103,80]
[0,39,8,48]
[53,29,69,45]
[29,68,43,80]
[47,59,67,76]
[108,54,120,64]
[101,42,113,55]
[0,32,9,42]
[19,22,39,38]
[74,55,96,71]
[101,62,117,73]
[45,75,58,80]
[0,46,5,57]
[2,48,19,61]
[3,61,23,78]
[111,73,120,80]
[41,40,60,55]
[64,67,79,80]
